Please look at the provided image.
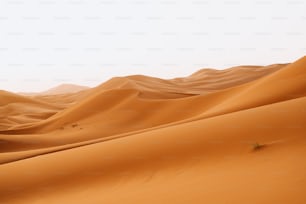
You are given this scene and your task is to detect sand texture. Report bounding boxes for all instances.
[0,57,305,204]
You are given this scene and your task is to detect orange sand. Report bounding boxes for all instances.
[0,57,305,203]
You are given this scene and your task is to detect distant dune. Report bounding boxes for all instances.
[20,83,90,96]
[0,57,306,204]
[40,83,90,95]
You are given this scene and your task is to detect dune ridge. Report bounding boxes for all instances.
[0,57,305,204]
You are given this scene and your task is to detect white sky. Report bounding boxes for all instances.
[0,0,305,92]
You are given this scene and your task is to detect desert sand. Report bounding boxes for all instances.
[0,57,305,204]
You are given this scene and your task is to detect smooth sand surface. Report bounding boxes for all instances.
[0,57,305,203]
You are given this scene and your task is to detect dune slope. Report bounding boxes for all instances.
[0,57,305,204]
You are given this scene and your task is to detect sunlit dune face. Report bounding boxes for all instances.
[0,57,306,204]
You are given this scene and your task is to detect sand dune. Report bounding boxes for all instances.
[21,83,90,96]
[0,57,305,204]
[0,90,62,130]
